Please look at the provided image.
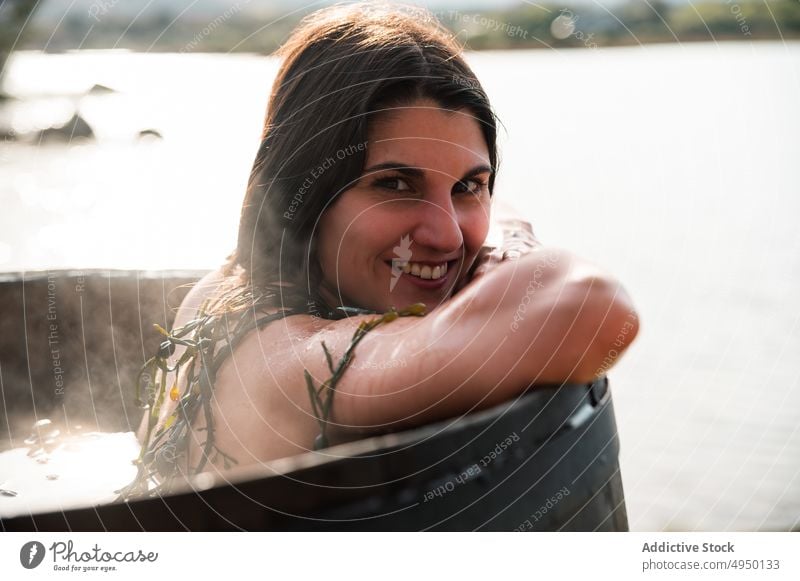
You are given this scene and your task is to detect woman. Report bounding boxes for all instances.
[133,2,639,491]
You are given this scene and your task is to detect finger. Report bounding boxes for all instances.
[472,254,503,278]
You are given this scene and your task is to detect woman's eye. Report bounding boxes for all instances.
[372,176,487,195]
[374,177,412,192]
[454,178,488,196]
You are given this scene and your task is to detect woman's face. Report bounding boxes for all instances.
[316,98,492,313]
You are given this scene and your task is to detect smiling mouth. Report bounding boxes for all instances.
[386,259,459,287]
[388,260,455,279]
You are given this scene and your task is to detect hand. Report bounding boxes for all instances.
[496,219,542,261]
[455,220,541,292]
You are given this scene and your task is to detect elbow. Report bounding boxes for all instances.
[532,272,639,385]
[567,275,640,383]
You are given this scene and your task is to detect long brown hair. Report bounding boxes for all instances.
[213,1,501,317]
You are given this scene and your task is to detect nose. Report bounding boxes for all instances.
[410,197,463,256]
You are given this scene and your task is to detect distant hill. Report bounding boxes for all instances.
[9,0,800,54]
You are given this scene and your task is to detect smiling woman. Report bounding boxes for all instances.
[130,1,639,493]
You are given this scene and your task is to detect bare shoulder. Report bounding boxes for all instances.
[186,306,435,469]
[172,268,227,328]
[186,309,341,467]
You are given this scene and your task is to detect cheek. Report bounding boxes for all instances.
[341,210,398,265]
[317,208,348,278]
[318,201,393,275]
[460,204,491,251]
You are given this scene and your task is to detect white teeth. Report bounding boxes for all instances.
[400,261,448,280]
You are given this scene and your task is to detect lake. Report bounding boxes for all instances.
[1,42,798,531]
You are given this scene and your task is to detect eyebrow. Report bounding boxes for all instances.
[362,161,493,181]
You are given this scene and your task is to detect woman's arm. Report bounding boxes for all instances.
[193,247,638,464]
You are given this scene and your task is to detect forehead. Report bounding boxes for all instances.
[366,103,490,169]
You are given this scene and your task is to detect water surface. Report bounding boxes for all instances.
[1,43,798,530]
